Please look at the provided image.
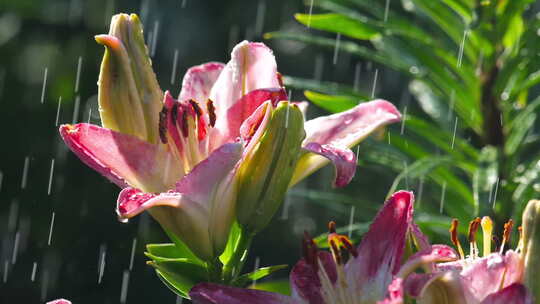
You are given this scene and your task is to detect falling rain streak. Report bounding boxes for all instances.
[0,171,3,192]
[353,62,361,92]
[457,30,469,68]
[55,97,62,126]
[384,0,390,22]
[492,177,500,209]
[47,212,55,246]
[72,95,80,124]
[11,231,20,264]
[307,0,314,27]
[451,117,458,149]
[255,0,266,36]
[98,244,107,284]
[75,56,83,93]
[150,21,160,57]
[31,262,38,282]
[47,158,55,195]
[333,33,341,65]
[129,238,137,271]
[21,156,30,189]
[120,270,130,303]
[252,257,260,287]
[348,205,355,238]
[4,260,8,282]
[40,67,48,104]
[371,69,379,98]
[400,106,407,135]
[439,182,447,213]
[171,49,179,85]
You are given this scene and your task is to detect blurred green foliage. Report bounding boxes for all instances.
[269,0,540,241]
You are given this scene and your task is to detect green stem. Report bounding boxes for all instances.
[206,258,224,283]
[222,228,254,283]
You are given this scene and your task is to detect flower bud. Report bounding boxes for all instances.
[95,13,163,144]
[235,101,305,233]
[522,199,540,299]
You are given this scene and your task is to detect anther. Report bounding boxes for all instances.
[468,217,481,258]
[339,236,358,258]
[189,99,203,117]
[158,107,168,144]
[450,219,465,259]
[181,109,189,137]
[207,99,216,127]
[481,216,493,257]
[302,232,318,270]
[171,103,179,126]
[328,221,337,234]
[500,219,514,254]
[277,72,284,88]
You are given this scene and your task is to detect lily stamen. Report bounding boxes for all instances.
[467,217,481,259]
[481,216,493,257]
[500,219,514,254]
[450,219,466,260]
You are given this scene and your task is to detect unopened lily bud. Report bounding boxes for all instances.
[95,13,163,144]
[522,199,540,300]
[236,101,305,233]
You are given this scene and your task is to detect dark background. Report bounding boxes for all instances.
[0,0,408,303]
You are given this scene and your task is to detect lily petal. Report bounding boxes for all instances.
[404,272,447,298]
[397,245,458,278]
[190,283,298,304]
[59,123,181,193]
[214,88,287,149]
[46,300,71,304]
[291,99,401,186]
[480,283,533,304]
[290,251,336,304]
[179,62,224,103]
[116,143,242,260]
[301,143,357,187]
[210,41,280,114]
[377,278,404,304]
[346,190,414,302]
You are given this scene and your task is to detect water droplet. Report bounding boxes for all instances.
[409,66,419,74]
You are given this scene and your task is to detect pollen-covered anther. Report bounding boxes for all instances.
[206,99,217,127]
[158,107,168,144]
[500,219,514,254]
[327,221,358,265]
[481,216,493,257]
[467,217,481,258]
[450,219,465,260]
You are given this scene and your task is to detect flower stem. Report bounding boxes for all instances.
[222,228,254,283]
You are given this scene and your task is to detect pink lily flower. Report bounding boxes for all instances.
[59,14,401,261]
[404,215,533,304]
[190,191,459,303]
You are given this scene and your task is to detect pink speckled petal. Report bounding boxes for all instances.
[179,62,225,103]
[290,251,336,304]
[59,123,181,193]
[397,245,458,278]
[210,41,280,113]
[480,283,533,304]
[346,191,414,303]
[301,143,357,187]
[291,100,400,186]
[377,278,404,304]
[190,283,298,304]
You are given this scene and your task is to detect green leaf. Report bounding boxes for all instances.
[220,221,242,265]
[161,229,204,263]
[303,90,359,113]
[283,76,366,98]
[472,146,499,215]
[505,112,536,156]
[232,265,288,287]
[249,279,292,295]
[295,13,380,40]
[149,259,208,299]
[386,156,456,198]
[502,13,524,49]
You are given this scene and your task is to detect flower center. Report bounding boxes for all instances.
[158,92,216,174]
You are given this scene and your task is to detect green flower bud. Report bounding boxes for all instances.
[522,199,540,299]
[95,13,163,144]
[236,101,305,233]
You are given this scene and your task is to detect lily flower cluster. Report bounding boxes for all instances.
[190,193,540,304]
[57,10,400,288]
